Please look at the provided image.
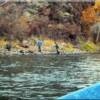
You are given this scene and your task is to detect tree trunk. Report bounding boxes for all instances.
[96,31,99,43]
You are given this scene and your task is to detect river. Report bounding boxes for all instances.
[0,53,100,100]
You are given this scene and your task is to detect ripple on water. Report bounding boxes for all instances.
[0,54,100,99]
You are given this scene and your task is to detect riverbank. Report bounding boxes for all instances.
[0,38,100,55]
[0,49,100,56]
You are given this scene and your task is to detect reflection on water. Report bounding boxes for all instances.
[0,54,100,100]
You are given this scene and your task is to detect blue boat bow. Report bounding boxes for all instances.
[58,83,100,99]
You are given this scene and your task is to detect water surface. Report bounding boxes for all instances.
[0,54,100,100]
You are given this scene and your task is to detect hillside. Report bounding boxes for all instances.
[0,0,100,54]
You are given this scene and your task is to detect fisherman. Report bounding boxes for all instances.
[55,42,60,55]
[36,39,43,52]
[5,42,12,51]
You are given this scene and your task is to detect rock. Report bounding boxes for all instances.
[19,50,24,54]
[27,50,33,53]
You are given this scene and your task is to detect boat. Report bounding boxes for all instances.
[58,83,100,99]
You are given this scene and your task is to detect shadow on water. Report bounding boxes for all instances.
[0,53,100,100]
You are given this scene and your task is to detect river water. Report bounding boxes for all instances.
[0,53,100,100]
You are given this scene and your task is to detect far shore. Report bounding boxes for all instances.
[0,38,100,56]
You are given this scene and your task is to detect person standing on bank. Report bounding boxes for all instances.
[5,42,12,51]
[55,42,60,55]
[36,39,43,53]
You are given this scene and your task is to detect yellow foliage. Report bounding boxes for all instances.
[94,0,100,11]
[29,39,36,46]
[0,39,7,48]
[12,41,20,49]
[81,41,97,52]
[44,39,54,47]
[94,0,100,22]
[63,43,75,52]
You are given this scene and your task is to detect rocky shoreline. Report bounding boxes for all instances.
[0,47,99,56]
[0,38,100,56]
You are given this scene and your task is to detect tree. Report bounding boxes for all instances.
[81,7,96,24]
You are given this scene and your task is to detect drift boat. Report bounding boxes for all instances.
[58,83,100,99]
